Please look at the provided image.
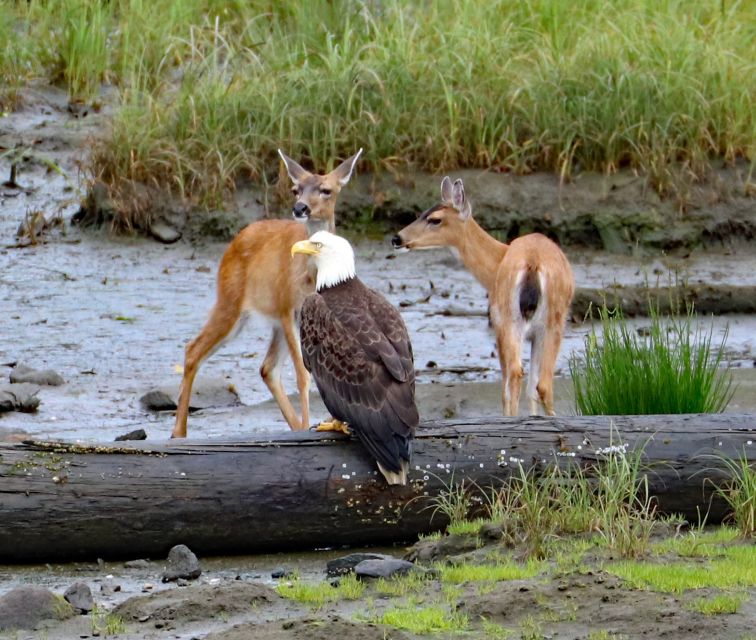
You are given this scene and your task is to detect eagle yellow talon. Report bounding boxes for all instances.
[315,419,351,434]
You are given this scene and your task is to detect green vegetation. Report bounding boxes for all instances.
[713,451,756,538]
[430,445,656,559]
[276,574,365,609]
[377,602,469,634]
[606,544,756,592]
[688,593,746,615]
[570,305,733,415]
[90,606,126,636]
[373,571,428,597]
[653,526,739,557]
[439,559,545,584]
[3,0,754,217]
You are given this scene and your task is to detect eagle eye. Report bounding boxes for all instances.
[314,242,323,249]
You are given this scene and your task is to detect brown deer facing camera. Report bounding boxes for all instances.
[171,149,363,438]
[392,177,574,416]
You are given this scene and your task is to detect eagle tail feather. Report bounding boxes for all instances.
[377,459,408,486]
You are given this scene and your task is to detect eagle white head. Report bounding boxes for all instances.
[291,231,356,291]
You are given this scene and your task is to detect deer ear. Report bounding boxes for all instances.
[278,149,310,184]
[452,179,471,219]
[330,148,363,186]
[440,176,453,204]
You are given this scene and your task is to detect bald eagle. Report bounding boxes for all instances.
[291,231,418,485]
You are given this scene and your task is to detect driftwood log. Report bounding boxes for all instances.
[0,414,753,563]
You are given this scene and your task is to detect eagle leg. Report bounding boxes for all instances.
[314,418,351,435]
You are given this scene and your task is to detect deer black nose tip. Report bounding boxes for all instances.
[292,202,310,219]
[391,235,403,249]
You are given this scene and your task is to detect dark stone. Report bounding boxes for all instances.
[270,568,294,580]
[64,582,94,613]
[10,363,64,386]
[354,558,418,580]
[0,586,75,630]
[0,383,40,413]
[140,380,240,412]
[161,544,201,582]
[139,390,176,411]
[115,429,147,441]
[479,522,505,540]
[405,534,480,563]
[326,552,393,577]
[124,559,151,569]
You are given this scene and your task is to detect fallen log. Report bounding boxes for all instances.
[0,413,753,563]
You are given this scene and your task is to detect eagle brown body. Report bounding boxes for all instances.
[294,234,418,485]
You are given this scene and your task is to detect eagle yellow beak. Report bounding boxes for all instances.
[291,239,320,257]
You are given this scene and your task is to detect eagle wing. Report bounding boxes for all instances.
[300,287,418,474]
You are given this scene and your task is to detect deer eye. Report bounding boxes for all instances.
[319,188,332,197]
[428,217,442,226]
[292,187,300,196]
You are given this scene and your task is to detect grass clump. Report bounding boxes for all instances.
[377,602,468,634]
[570,305,733,415]
[688,593,746,615]
[713,452,756,538]
[607,544,756,592]
[4,1,753,217]
[90,606,126,636]
[276,574,365,609]
[439,559,545,584]
[373,571,428,598]
[653,526,739,558]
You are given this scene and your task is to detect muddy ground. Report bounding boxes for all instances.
[0,88,755,638]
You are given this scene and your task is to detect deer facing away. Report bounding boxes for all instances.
[171,149,363,438]
[392,177,574,416]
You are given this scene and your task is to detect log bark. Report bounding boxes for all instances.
[0,413,753,563]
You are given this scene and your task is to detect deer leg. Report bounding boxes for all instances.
[497,328,524,417]
[527,331,545,416]
[281,314,310,431]
[536,324,564,416]
[261,325,302,431]
[172,305,243,438]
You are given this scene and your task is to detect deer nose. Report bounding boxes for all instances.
[391,235,404,249]
[292,202,310,219]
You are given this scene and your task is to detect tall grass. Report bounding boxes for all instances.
[569,305,733,415]
[2,0,754,213]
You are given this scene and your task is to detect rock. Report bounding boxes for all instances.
[115,429,147,441]
[326,552,393,577]
[149,221,182,244]
[139,390,176,411]
[354,558,418,580]
[140,380,240,412]
[0,586,75,630]
[10,363,65,386]
[479,522,506,540]
[161,544,201,582]
[149,205,186,244]
[270,568,295,580]
[0,383,40,413]
[124,559,151,569]
[405,534,480,563]
[64,582,94,613]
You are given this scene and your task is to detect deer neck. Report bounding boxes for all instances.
[305,217,335,236]
[456,218,508,293]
